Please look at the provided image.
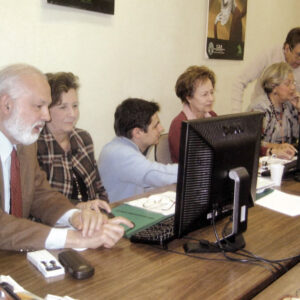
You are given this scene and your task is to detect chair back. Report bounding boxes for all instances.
[155,133,173,164]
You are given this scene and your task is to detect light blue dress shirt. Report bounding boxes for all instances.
[98,137,178,202]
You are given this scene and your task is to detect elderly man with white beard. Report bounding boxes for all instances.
[0,64,132,251]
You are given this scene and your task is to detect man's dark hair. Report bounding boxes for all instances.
[284,27,300,50]
[114,98,160,139]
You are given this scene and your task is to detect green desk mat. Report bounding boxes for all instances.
[112,204,170,238]
[256,188,274,200]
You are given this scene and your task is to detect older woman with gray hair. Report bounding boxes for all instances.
[248,62,300,159]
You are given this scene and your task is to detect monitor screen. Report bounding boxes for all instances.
[47,0,115,15]
[174,112,264,250]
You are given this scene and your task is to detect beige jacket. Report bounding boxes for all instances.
[0,143,74,251]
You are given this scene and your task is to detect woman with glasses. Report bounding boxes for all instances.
[168,65,217,163]
[248,62,300,159]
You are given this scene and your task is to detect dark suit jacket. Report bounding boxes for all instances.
[0,143,75,251]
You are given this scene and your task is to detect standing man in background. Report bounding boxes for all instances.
[231,27,300,112]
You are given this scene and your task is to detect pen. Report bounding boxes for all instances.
[100,208,115,219]
[0,282,21,300]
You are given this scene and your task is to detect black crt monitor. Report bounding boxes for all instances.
[174,112,264,252]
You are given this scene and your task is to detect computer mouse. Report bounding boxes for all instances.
[294,171,300,182]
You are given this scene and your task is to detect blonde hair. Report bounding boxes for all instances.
[260,62,293,94]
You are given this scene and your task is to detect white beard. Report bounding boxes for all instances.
[3,105,44,145]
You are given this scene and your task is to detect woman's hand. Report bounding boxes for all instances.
[271,143,297,160]
[290,91,300,112]
[69,209,107,237]
[76,199,111,214]
[65,216,134,249]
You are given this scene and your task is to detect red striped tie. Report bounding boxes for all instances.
[10,148,22,217]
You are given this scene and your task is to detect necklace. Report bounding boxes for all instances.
[267,96,284,144]
[73,172,83,202]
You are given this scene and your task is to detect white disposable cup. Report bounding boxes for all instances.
[270,164,284,186]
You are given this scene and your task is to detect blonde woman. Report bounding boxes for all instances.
[247,62,300,159]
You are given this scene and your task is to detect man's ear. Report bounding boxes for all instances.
[0,94,13,115]
[186,96,192,104]
[131,127,143,140]
[284,43,291,55]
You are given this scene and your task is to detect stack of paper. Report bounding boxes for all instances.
[256,177,275,193]
[256,190,300,217]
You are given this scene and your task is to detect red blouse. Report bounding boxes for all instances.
[168,110,217,163]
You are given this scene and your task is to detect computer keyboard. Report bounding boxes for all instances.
[130,216,175,246]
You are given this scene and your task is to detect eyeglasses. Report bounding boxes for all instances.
[290,46,300,59]
[199,90,215,98]
[143,195,175,211]
[282,79,296,87]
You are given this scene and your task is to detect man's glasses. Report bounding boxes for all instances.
[290,46,300,60]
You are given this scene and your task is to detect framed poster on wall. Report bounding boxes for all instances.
[206,0,247,60]
[47,0,115,15]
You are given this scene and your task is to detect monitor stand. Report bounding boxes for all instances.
[184,167,250,253]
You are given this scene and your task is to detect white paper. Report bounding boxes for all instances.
[0,275,78,300]
[256,177,275,193]
[0,275,25,293]
[0,275,44,299]
[256,190,300,216]
[125,191,176,216]
[45,294,78,300]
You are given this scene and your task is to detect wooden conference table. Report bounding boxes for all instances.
[0,179,300,300]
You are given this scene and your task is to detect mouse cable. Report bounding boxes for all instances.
[211,211,282,274]
[161,246,278,275]
[180,221,281,274]
[220,216,299,270]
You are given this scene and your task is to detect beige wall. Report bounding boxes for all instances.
[0,0,299,156]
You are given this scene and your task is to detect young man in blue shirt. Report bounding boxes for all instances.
[98,98,178,202]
